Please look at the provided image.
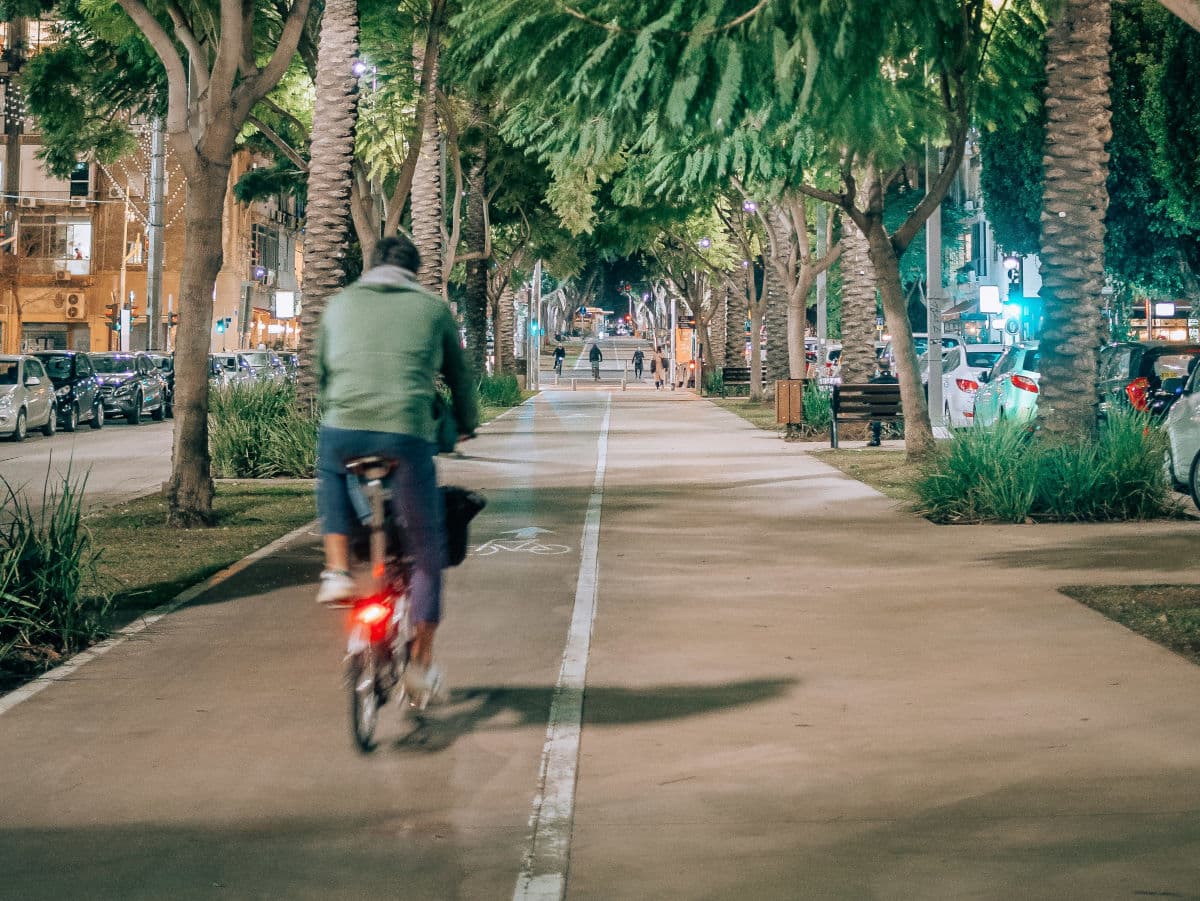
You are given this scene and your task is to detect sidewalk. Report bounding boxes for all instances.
[0,390,1196,899]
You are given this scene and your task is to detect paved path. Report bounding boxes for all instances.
[1,391,1198,899]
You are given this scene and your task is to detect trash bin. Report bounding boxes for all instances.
[775,379,805,439]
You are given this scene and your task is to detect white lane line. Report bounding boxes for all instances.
[0,518,319,717]
[514,394,611,901]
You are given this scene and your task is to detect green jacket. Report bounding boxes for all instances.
[316,266,479,442]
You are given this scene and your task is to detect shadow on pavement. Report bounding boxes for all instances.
[981,532,1198,573]
[394,678,797,753]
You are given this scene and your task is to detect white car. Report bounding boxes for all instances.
[0,354,57,441]
[928,343,1006,427]
[1164,360,1200,509]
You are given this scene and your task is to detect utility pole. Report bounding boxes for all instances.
[529,259,542,390]
[145,117,165,350]
[815,204,829,372]
[669,291,677,390]
[925,137,946,433]
[118,186,131,352]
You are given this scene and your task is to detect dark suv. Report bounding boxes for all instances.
[143,352,175,418]
[1096,341,1200,419]
[33,350,104,432]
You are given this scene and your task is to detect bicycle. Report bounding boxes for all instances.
[554,357,564,378]
[342,455,412,752]
[340,455,486,753]
[591,361,601,381]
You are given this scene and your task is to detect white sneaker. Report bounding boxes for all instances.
[404,662,446,709]
[316,569,356,605]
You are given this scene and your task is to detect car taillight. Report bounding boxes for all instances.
[1124,376,1152,411]
[1011,374,1039,394]
[955,378,979,393]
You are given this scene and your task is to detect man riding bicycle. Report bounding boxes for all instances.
[553,344,565,377]
[589,342,603,381]
[315,234,478,701]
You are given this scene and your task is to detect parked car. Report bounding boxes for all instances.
[208,353,255,387]
[238,350,285,383]
[143,352,175,418]
[33,350,104,432]
[1096,341,1200,421]
[0,355,57,440]
[1164,358,1200,510]
[972,340,1041,427]
[925,343,1006,428]
[90,352,169,424]
[882,333,962,364]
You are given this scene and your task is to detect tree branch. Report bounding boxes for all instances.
[115,0,191,139]
[1159,0,1200,32]
[165,1,210,95]
[236,0,315,114]
[556,0,770,36]
[209,0,245,112]
[247,114,308,170]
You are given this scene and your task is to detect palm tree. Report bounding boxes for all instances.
[838,210,878,385]
[411,0,448,294]
[1037,0,1112,438]
[296,0,360,405]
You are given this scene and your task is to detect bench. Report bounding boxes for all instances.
[831,383,902,448]
[721,366,769,386]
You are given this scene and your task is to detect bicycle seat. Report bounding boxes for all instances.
[344,455,400,480]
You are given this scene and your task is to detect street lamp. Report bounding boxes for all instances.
[698,237,712,249]
[742,200,757,213]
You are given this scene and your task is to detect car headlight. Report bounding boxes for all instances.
[0,395,12,413]
[113,383,134,396]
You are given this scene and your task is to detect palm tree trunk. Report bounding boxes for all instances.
[463,148,488,378]
[166,158,229,525]
[411,21,444,295]
[725,282,744,366]
[838,211,877,385]
[710,284,728,369]
[1039,0,1112,438]
[763,247,789,389]
[497,280,517,375]
[296,0,359,405]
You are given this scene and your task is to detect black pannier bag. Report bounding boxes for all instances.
[348,485,486,568]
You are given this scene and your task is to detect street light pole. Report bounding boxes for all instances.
[669,291,677,390]
[925,136,946,433]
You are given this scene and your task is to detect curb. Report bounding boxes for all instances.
[0,517,320,718]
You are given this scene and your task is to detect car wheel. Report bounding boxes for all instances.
[42,404,56,437]
[1190,453,1200,512]
[151,397,166,421]
[62,402,78,433]
[126,393,142,425]
[11,408,26,442]
[89,401,104,429]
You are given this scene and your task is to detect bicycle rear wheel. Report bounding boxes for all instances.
[348,648,380,752]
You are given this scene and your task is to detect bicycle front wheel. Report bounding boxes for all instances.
[348,648,380,752]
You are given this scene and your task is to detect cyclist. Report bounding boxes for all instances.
[589,342,603,380]
[315,234,478,700]
[553,343,565,377]
[632,347,645,380]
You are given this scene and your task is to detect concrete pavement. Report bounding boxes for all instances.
[1,390,1198,899]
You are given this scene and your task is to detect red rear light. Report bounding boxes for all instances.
[355,601,391,626]
[1011,374,1039,394]
[955,378,979,393]
[1124,376,1152,411]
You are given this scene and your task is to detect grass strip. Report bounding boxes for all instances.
[91,482,315,621]
[1061,584,1200,665]
[706,397,784,433]
[812,448,921,504]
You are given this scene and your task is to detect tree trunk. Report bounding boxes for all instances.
[838,211,878,385]
[296,0,360,406]
[748,300,765,402]
[411,35,443,294]
[1039,0,1111,439]
[463,149,488,378]
[725,283,744,366]
[497,279,517,375]
[710,284,728,369]
[763,249,789,388]
[166,159,229,526]
[865,223,934,458]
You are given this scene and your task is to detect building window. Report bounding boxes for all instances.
[251,222,279,280]
[18,215,92,273]
[69,162,89,198]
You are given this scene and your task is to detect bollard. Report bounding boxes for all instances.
[572,378,577,391]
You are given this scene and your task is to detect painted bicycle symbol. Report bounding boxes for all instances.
[471,527,571,557]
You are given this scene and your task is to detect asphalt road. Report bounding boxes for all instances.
[0,418,173,512]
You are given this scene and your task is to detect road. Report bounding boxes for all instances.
[1,391,1199,899]
[0,419,173,512]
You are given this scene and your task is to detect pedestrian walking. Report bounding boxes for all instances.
[632,348,645,380]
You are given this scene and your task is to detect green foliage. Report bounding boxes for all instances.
[0,466,109,673]
[209,383,319,478]
[979,110,1044,256]
[478,373,522,407]
[913,412,1176,524]
[802,381,832,431]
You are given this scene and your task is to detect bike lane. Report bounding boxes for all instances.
[0,392,611,899]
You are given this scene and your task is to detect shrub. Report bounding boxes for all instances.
[802,382,833,431]
[0,466,109,673]
[704,370,725,396]
[209,382,318,478]
[912,410,1177,524]
[478,373,521,407]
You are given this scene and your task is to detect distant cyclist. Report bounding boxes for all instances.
[589,342,603,380]
[553,344,565,377]
[632,348,645,380]
[314,234,478,699]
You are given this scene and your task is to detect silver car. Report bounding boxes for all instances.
[0,354,57,441]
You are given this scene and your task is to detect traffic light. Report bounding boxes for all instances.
[105,303,121,331]
[168,312,179,328]
[215,318,226,333]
